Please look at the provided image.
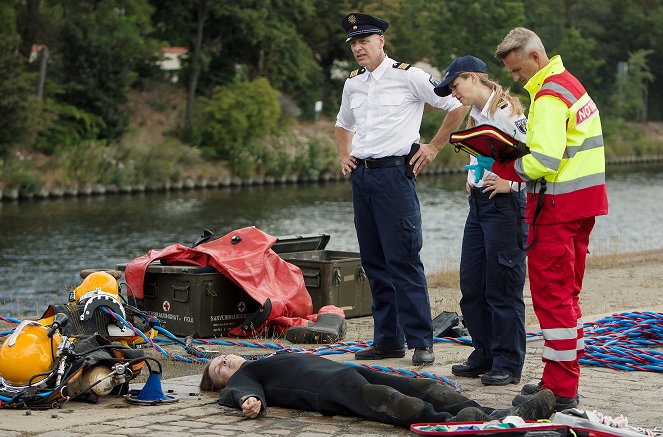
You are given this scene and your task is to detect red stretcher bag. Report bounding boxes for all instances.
[449,124,530,162]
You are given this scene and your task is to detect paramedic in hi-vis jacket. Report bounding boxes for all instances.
[476,27,608,412]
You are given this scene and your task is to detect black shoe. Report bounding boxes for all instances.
[355,344,405,360]
[512,392,579,412]
[412,347,435,366]
[521,380,543,395]
[480,371,520,386]
[284,313,347,344]
[517,381,580,406]
[508,389,556,420]
[451,362,488,378]
[454,407,491,421]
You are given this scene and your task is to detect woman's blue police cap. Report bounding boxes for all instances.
[434,55,487,97]
[341,13,389,42]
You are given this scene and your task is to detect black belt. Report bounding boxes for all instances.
[470,185,515,199]
[469,185,495,198]
[359,156,406,169]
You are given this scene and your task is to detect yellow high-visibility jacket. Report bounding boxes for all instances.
[493,56,608,224]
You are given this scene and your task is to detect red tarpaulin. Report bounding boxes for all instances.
[124,227,340,337]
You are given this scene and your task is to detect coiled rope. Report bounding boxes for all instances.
[580,311,663,372]
[2,311,661,378]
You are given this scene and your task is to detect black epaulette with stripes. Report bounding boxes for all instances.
[499,100,509,109]
[348,67,366,78]
[392,62,411,70]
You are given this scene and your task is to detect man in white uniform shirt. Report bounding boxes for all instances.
[335,12,467,366]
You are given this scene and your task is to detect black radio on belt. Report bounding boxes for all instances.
[405,143,420,177]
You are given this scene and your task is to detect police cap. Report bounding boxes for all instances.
[341,12,389,42]
[434,55,487,97]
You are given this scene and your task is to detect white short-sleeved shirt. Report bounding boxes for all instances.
[335,55,462,159]
[467,91,528,190]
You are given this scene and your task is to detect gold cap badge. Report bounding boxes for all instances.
[348,15,357,25]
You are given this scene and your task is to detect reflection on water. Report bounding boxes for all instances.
[1,164,662,316]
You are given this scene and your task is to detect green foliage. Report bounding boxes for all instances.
[601,118,642,159]
[555,28,604,94]
[195,77,282,171]
[36,97,106,154]
[53,0,159,140]
[0,153,41,191]
[3,0,663,191]
[0,33,34,155]
[51,137,201,186]
[607,49,655,121]
[255,130,338,178]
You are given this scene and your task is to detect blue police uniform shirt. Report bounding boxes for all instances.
[336,55,462,159]
[466,91,527,190]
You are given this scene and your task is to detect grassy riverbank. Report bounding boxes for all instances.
[2,83,663,197]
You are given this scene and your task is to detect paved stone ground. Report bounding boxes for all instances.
[2,308,662,437]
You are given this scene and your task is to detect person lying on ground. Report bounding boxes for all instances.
[199,352,556,427]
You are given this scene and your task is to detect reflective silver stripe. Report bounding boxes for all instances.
[564,135,604,159]
[526,172,605,194]
[577,338,585,350]
[577,318,583,328]
[531,150,561,171]
[514,159,530,182]
[542,327,577,340]
[540,82,578,105]
[543,346,578,362]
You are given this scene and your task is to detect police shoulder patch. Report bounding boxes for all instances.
[348,67,366,78]
[515,118,527,134]
[429,75,441,87]
[392,62,411,70]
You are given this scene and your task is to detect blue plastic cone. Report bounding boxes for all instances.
[125,372,178,405]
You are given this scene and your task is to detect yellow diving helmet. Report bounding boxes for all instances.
[0,321,61,386]
[70,271,119,304]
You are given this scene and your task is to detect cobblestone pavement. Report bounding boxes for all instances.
[2,309,662,436]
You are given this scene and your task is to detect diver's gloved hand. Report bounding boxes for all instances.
[476,156,495,173]
[464,164,484,184]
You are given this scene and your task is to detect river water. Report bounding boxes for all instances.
[1,164,662,317]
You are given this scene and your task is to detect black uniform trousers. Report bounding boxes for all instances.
[459,187,527,376]
[351,160,433,348]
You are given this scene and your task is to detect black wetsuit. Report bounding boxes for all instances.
[218,353,491,427]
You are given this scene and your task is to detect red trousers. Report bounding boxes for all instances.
[527,217,595,398]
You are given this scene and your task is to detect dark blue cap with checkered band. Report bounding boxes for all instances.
[341,12,389,42]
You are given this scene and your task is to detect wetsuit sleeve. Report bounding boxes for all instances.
[218,372,266,413]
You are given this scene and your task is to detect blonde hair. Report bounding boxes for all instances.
[495,27,547,61]
[458,72,524,128]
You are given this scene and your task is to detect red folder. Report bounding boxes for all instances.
[449,124,530,162]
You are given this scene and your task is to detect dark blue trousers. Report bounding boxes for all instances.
[351,164,432,349]
[459,188,527,376]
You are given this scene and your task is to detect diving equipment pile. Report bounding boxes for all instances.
[0,271,161,408]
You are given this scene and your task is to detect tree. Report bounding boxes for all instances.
[50,0,158,140]
[0,6,33,155]
[609,49,655,121]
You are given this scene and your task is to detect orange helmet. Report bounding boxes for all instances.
[71,271,119,304]
[0,321,61,386]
